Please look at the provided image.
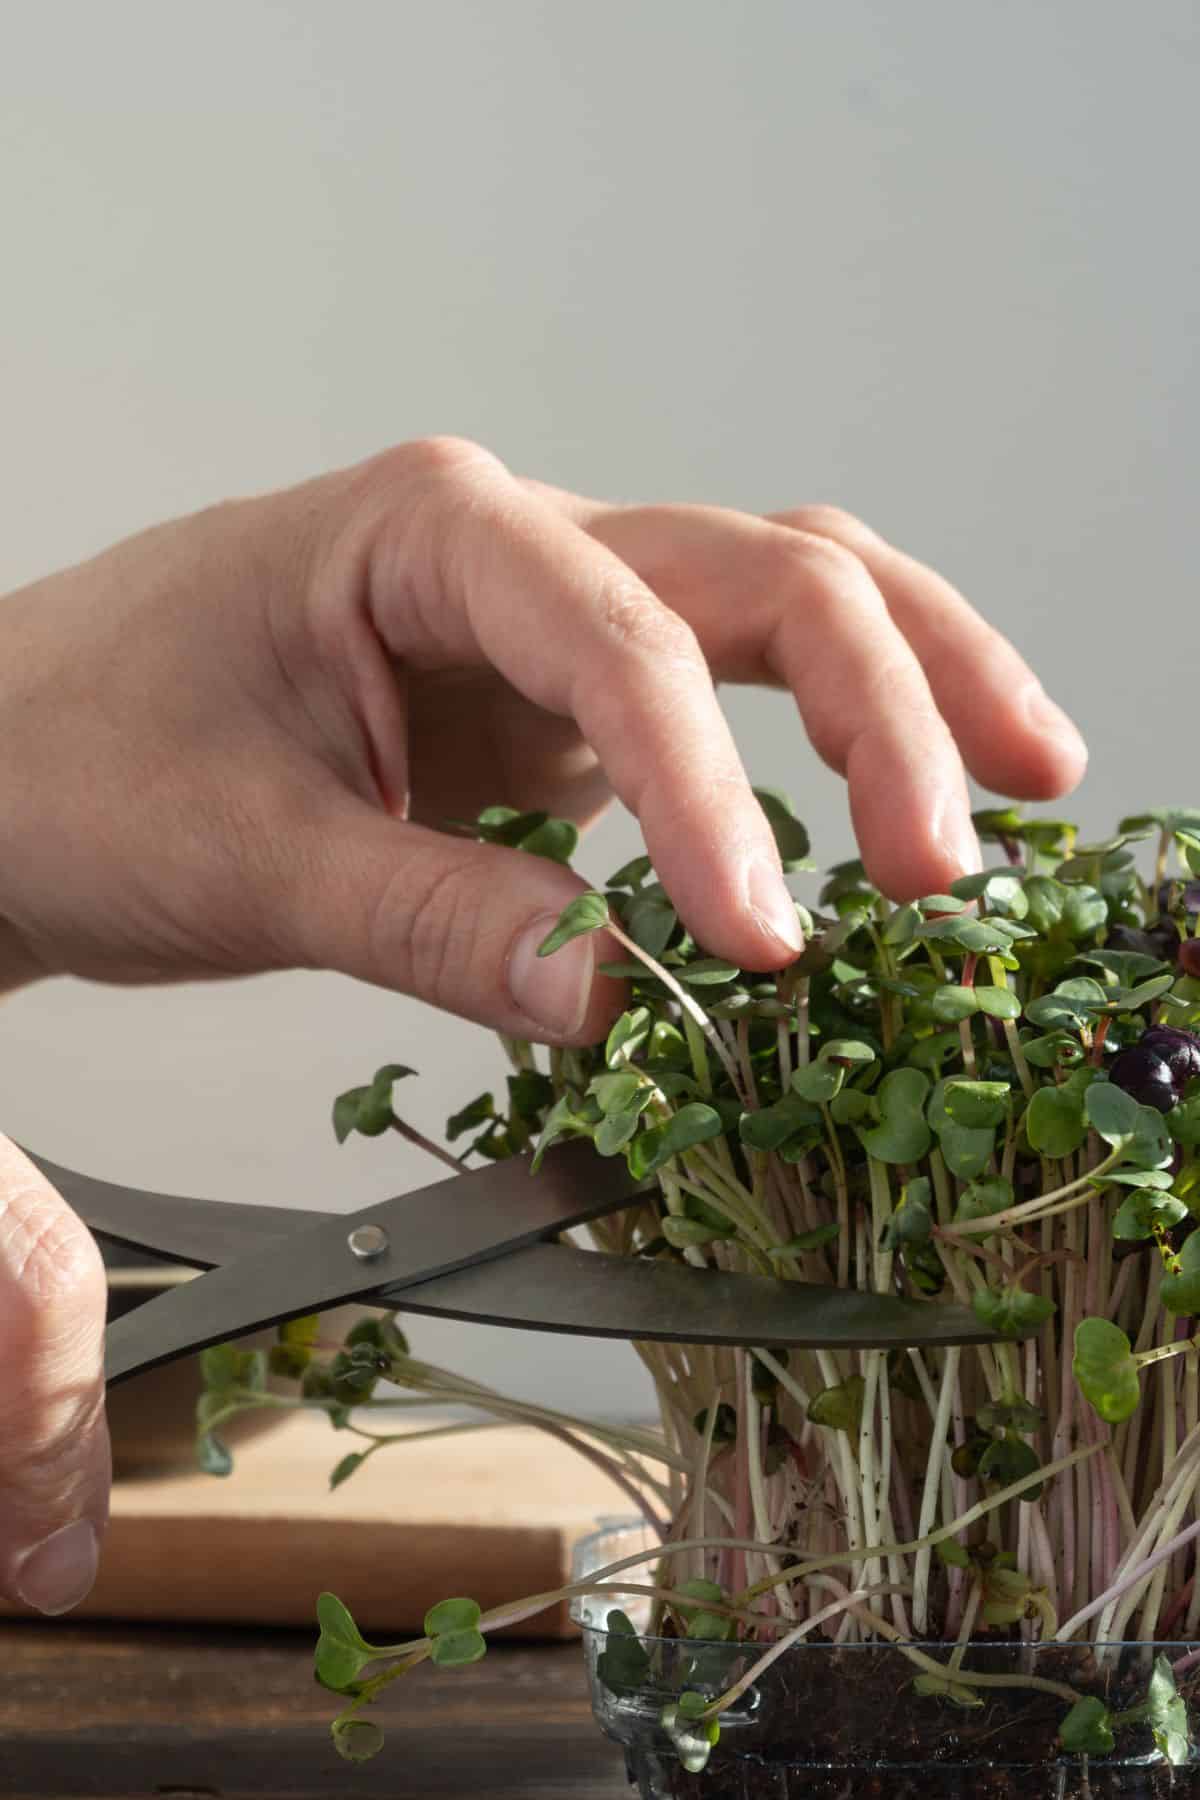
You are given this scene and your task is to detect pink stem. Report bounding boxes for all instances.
[733,1354,752,1601]
[1160,1575,1195,1638]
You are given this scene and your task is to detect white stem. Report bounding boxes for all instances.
[912,1346,960,1635]
[1058,1517,1200,1642]
[606,921,744,1091]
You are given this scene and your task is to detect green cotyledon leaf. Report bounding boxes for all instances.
[627,1103,724,1180]
[1161,1232,1200,1315]
[857,1068,932,1163]
[1074,1318,1141,1424]
[972,1283,1055,1339]
[1148,1655,1190,1766]
[1059,1697,1115,1756]
[537,891,611,957]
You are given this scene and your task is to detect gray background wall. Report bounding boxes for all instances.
[1,1,1196,1419]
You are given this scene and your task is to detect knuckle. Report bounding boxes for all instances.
[345,437,506,543]
[372,437,515,605]
[595,578,700,666]
[369,852,481,1012]
[0,1177,105,1311]
[405,434,504,486]
[779,529,872,597]
[763,532,885,644]
[785,504,883,552]
[862,656,937,722]
[649,769,750,843]
[0,1171,106,1483]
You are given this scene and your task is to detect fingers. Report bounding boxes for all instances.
[546,488,1087,806]
[344,439,804,971]
[747,527,981,898]
[570,502,981,898]
[0,1137,110,1616]
[327,441,1085,955]
[763,531,982,898]
[766,505,1088,802]
[572,498,1087,897]
[267,801,629,1044]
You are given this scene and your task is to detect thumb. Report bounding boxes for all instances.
[0,1136,110,1615]
[275,808,625,1042]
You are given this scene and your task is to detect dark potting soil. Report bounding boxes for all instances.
[645,1644,1200,1800]
[649,1766,1198,1798]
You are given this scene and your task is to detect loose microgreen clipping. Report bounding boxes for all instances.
[331,1719,386,1764]
[424,1597,487,1667]
[314,1592,391,1692]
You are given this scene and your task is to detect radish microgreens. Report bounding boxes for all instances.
[195,797,1200,1774]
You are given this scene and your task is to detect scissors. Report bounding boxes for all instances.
[22,1139,1004,1387]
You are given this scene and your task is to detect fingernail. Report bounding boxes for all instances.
[14,1519,99,1616]
[745,859,806,959]
[507,913,596,1038]
[1024,686,1088,759]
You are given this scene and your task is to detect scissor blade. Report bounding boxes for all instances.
[102,1140,640,1384]
[27,1138,636,1277]
[30,1137,1009,1374]
[388,1242,1003,1349]
[21,1146,300,1267]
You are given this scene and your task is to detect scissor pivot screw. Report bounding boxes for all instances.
[347,1223,389,1261]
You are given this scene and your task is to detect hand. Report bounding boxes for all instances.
[0,1136,109,1615]
[0,436,1086,1048]
[0,437,1087,1609]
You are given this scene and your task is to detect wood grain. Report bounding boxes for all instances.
[0,1414,635,1639]
[0,1621,629,1799]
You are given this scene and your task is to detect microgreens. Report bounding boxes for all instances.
[194,796,1200,1775]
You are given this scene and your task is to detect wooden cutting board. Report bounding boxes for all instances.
[0,1412,640,1639]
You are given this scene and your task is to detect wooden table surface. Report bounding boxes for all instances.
[1,1620,630,1799]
